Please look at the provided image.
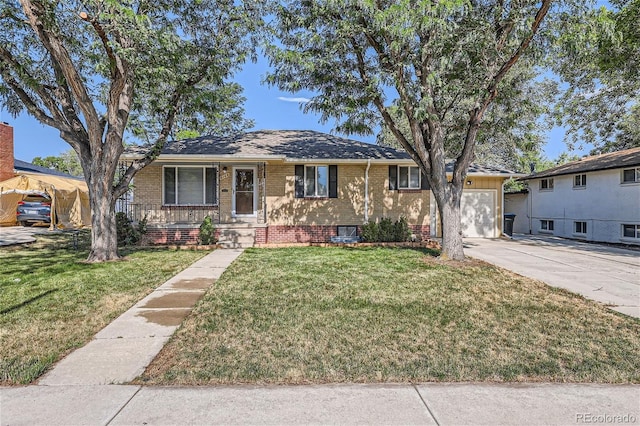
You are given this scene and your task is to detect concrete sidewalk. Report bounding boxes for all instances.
[2,383,638,425]
[39,248,244,385]
[2,243,639,425]
[464,235,640,318]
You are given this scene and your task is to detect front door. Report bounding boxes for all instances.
[234,168,255,216]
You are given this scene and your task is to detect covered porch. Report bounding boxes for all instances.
[120,161,269,246]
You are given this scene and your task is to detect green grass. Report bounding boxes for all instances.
[139,246,640,385]
[0,231,206,385]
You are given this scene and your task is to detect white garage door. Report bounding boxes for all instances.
[460,191,496,238]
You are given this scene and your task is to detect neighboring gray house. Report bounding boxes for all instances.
[510,147,640,245]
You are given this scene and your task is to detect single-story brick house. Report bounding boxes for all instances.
[121,130,519,246]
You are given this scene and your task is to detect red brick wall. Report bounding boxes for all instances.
[264,224,431,243]
[255,227,267,244]
[141,224,431,245]
[0,123,15,182]
[142,227,203,245]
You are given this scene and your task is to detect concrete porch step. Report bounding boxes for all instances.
[217,227,256,248]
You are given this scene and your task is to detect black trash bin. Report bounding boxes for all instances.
[503,213,516,236]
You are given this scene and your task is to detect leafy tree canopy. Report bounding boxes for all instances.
[552,0,639,152]
[32,148,83,177]
[0,0,264,261]
[267,0,585,259]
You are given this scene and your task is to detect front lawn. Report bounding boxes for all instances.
[139,246,640,384]
[0,231,206,385]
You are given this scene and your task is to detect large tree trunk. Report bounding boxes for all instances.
[86,174,120,262]
[434,183,465,261]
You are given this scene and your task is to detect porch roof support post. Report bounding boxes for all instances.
[262,162,267,224]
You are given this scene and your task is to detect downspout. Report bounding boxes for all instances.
[501,179,506,238]
[364,159,371,223]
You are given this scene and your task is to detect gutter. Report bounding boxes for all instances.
[364,159,371,223]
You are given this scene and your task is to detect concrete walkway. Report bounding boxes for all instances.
[0,225,50,246]
[39,248,244,385]
[464,235,640,319]
[2,383,639,425]
[2,244,639,425]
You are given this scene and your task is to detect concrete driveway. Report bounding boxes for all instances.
[464,235,640,319]
[0,225,52,246]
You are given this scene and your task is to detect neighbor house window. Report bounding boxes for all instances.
[574,221,587,234]
[574,174,587,188]
[163,166,217,205]
[540,220,554,232]
[304,165,329,197]
[622,168,640,183]
[398,166,421,189]
[540,178,554,190]
[622,224,640,239]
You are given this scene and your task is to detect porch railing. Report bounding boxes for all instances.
[122,203,219,224]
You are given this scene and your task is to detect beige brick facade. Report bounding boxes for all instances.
[131,160,506,244]
[265,163,430,226]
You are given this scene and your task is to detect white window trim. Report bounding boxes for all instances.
[539,178,554,191]
[621,224,640,240]
[540,219,554,233]
[232,166,257,217]
[573,174,587,189]
[163,165,217,206]
[621,167,640,184]
[573,221,587,235]
[304,165,329,198]
[397,165,421,190]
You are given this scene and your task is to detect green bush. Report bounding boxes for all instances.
[115,212,147,246]
[378,217,394,242]
[361,217,412,242]
[393,216,411,242]
[361,221,379,242]
[198,216,217,245]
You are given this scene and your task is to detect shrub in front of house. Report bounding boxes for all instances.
[361,217,411,242]
[198,215,218,245]
[115,212,148,246]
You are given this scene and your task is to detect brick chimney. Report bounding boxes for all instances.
[0,122,15,182]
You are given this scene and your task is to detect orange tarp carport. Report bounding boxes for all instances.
[0,173,90,229]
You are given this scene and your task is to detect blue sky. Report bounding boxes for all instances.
[2,43,591,164]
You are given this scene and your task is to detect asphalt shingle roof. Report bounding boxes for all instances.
[14,159,82,179]
[524,147,640,180]
[125,130,518,175]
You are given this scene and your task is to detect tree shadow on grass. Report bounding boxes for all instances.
[0,288,59,315]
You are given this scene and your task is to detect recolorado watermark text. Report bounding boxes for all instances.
[576,413,637,424]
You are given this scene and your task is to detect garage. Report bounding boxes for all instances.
[460,190,496,238]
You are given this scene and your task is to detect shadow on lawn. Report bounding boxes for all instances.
[0,288,59,315]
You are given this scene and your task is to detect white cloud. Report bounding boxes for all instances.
[278,96,311,103]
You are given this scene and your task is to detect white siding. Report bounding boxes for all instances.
[504,192,530,234]
[528,169,640,245]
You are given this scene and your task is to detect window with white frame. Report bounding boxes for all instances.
[622,224,640,239]
[398,165,421,189]
[574,221,587,234]
[163,166,217,205]
[622,168,640,183]
[574,174,587,188]
[540,178,554,190]
[540,219,554,231]
[304,165,328,197]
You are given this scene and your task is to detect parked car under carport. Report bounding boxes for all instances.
[16,192,52,227]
